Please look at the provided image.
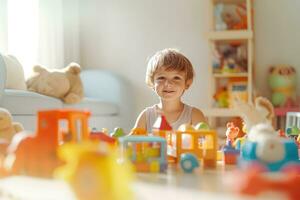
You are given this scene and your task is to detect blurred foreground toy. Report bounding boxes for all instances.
[236,164,300,200]
[119,136,167,173]
[2,109,92,177]
[54,141,133,200]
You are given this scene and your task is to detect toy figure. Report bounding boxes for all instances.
[268,65,297,107]
[225,122,239,146]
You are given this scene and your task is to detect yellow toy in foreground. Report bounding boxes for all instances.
[0,108,24,142]
[26,63,84,104]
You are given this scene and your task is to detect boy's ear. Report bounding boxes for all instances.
[185,79,193,89]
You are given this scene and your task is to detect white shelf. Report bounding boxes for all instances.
[208,30,253,40]
[203,108,239,117]
[213,72,248,78]
[213,0,246,4]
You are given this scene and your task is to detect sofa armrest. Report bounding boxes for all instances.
[0,54,6,103]
[80,69,134,131]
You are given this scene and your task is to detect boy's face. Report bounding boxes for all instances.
[153,67,191,101]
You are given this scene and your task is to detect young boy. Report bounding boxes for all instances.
[133,48,206,133]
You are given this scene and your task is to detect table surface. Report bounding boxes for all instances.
[0,162,288,200]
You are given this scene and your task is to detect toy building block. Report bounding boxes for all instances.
[110,127,125,138]
[119,136,167,173]
[152,115,173,141]
[130,127,147,136]
[89,131,116,145]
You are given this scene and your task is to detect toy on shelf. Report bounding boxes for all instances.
[268,65,297,107]
[228,77,248,108]
[220,3,248,30]
[214,3,227,31]
[213,86,229,108]
[54,140,133,200]
[213,42,248,74]
[119,136,167,173]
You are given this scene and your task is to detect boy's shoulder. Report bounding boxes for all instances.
[190,106,206,123]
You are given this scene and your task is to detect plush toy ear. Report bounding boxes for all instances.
[33,65,48,73]
[66,62,81,74]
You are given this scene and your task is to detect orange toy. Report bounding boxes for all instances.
[171,124,218,168]
[2,109,91,177]
[237,165,300,200]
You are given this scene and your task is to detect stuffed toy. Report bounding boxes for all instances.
[268,65,297,107]
[26,63,84,104]
[234,96,275,134]
[0,107,24,142]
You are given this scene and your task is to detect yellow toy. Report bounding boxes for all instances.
[26,63,84,104]
[54,140,133,200]
[0,107,23,142]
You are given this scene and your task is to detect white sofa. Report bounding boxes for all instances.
[0,54,134,132]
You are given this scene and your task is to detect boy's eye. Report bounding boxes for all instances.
[173,76,182,80]
[156,77,165,80]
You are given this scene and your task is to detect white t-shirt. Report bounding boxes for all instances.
[144,104,193,133]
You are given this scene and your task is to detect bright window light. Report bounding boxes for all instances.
[7,0,39,78]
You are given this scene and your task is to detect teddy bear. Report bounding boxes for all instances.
[268,65,297,107]
[0,107,24,142]
[26,63,84,104]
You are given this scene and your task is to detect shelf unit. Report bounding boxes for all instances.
[206,0,254,133]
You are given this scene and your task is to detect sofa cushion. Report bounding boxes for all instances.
[63,97,119,116]
[1,89,63,115]
[3,55,27,90]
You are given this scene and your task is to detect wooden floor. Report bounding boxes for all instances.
[0,163,287,200]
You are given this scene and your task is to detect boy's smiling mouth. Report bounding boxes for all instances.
[163,90,175,93]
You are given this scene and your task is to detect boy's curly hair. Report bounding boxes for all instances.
[145,48,194,87]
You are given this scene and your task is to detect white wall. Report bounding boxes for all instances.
[254,0,300,98]
[79,0,300,125]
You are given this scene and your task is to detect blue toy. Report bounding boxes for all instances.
[240,138,299,172]
[180,153,199,173]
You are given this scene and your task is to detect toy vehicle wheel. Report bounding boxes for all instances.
[180,153,199,173]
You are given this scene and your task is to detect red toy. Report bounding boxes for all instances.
[237,164,300,200]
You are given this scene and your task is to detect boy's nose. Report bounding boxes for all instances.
[164,79,173,86]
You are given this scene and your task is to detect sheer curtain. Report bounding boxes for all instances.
[0,0,79,78]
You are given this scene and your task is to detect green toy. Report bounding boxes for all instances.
[268,65,297,107]
[110,127,125,137]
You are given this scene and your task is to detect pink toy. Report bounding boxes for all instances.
[225,122,239,146]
